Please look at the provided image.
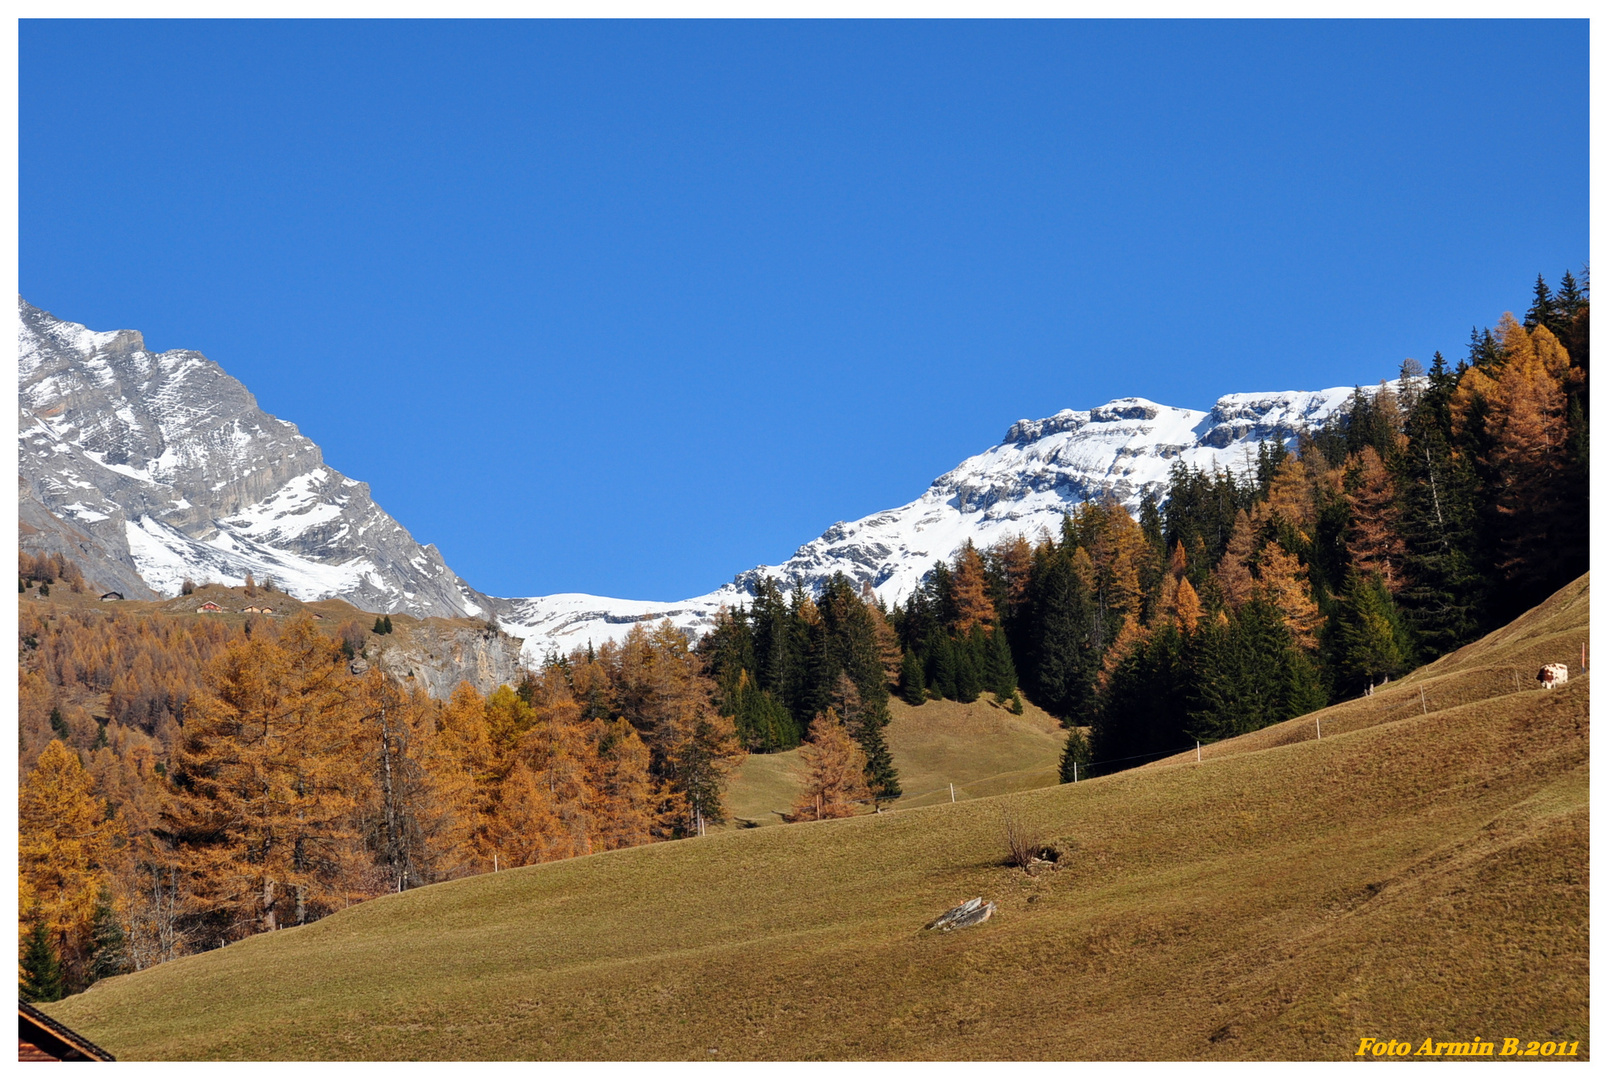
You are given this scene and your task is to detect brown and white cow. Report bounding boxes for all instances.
[1538,664,1568,689]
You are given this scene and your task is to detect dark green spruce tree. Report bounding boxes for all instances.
[1524,273,1558,332]
[1333,571,1414,696]
[899,650,926,705]
[19,911,65,1003]
[88,886,128,985]
[953,636,983,704]
[1058,726,1091,783]
[1030,555,1099,721]
[984,626,1018,699]
[1091,622,1190,772]
[1188,599,1321,741]
[1395,351,1486,652]
[927,631,957,701]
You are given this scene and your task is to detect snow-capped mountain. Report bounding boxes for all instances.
[493,391,1358,661]
[17,299,492,619]
[17,299,1364,666]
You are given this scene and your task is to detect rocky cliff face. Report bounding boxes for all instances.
[368,620,526,699]
[17,299,491,619]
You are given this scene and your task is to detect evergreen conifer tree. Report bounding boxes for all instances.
[953,638,983,703]
[1556,269,1586,321]
[1092,622,1189,769]
[927,632,957,700]
[1188,599,1304,741]
[1334,572,1413,694]
[1058,726,1091,783]
[926,561,957,631]
[87,886,127,984]
[899,650,926,706]
[856,718,901,803]
[1524,273,1557,332]
[19,910,65,1003]
[985,626,1018,698]
[1031,555,1098,720]
[1397,351,1487,651]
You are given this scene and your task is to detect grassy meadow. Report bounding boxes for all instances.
[45,576,1589,1060]
[722,690,1067,827]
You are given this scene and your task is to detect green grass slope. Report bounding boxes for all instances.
[722,746,807,828]
[884,693,1067,807]
[47,577,1589,1061]
[721,693,1067,827]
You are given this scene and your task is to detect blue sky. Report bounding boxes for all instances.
[20,20,1589,601]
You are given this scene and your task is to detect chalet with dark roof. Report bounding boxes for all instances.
[19,1001,115,1061]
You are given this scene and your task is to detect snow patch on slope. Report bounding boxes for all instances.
[125,515,382,601]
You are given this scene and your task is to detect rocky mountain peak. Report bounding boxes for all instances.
[17,299,491,619]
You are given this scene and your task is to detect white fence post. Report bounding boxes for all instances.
[950,783,955,803]
[1195,740,1201,763]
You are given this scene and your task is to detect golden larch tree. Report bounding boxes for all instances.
[1214,510,1259,610]
[993,534,1034,611]
[1256,541,1324,652]
[949,543,996,634]
[20,740,121,966]
[1344,446,1409,594]
[585,717,662,851]
[1486,321,1570,589]
[163,619,371,937]
[1173,577,1203,634]
[791,709,871,821]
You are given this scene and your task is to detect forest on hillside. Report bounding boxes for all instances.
[18,273,1588,1001]
[701,273,1588,776]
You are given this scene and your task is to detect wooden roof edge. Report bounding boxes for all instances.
[19,1000,118,1061]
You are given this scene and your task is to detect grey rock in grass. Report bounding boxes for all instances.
[926,897,996,931]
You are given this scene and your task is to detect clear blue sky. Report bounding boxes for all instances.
[20,20,1588,601]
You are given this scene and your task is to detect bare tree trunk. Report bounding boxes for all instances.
[379,703,406,889]
[156,861,182,964]
[263,879,278,933]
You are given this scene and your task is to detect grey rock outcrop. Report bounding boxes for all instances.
[369,620,526,698]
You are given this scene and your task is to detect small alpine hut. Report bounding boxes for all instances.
[18,1001,115,1061]
[98,592,124,602]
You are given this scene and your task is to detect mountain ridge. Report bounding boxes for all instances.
[17,299,1369,664]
